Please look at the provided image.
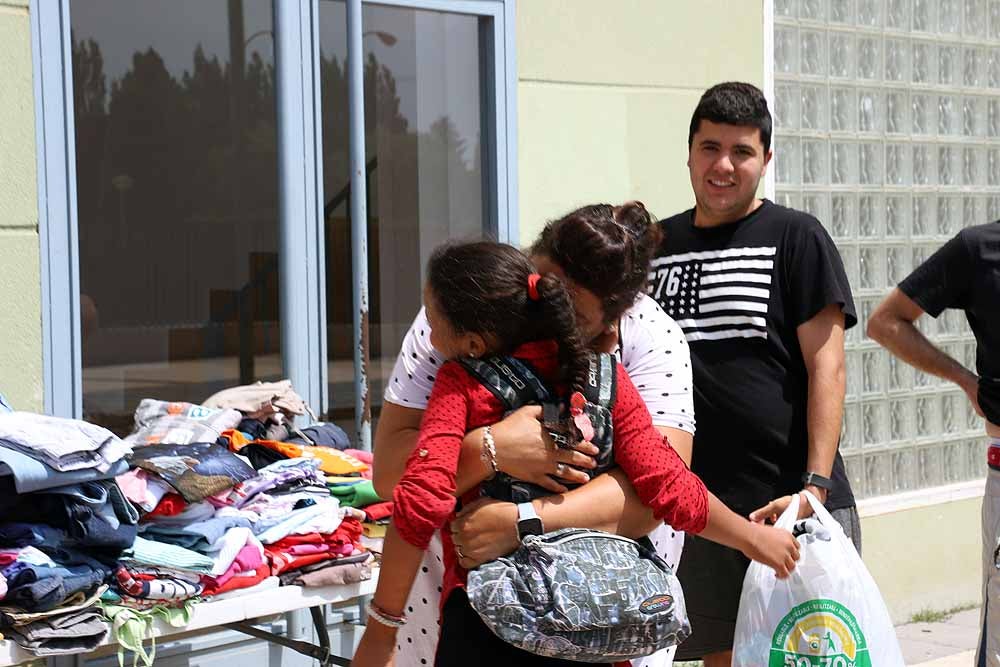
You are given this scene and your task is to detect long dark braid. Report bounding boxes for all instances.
[534,273,588,394]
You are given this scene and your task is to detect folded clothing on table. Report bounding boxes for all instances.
[223,430,367,476]
[2,607,109,656]
[124,400,242,448]
[277,551,373,587]
[114,565,202,601]
[203,380,308,422]
[263,518,363,575]
[219,458,325,508]
[327,479,382,508]
[1,561,108,613]
[128,442,257,503]
[0,412,131,474]
[123,536,215,575]
[116,469,173,514]
[284,423,352,450]
[0,480,139,554]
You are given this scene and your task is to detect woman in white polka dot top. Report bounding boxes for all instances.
[372,202,695,667]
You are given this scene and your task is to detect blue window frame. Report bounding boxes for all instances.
[31,0,518,448]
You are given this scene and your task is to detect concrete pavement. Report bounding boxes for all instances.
[899,608,980,666]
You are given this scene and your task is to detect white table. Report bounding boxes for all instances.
[0,574,378,667]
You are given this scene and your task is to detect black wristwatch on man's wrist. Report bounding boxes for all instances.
[801,471,834,491]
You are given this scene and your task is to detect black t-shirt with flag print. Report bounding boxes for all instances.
[652,199,858,514]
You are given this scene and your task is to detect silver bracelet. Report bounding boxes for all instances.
[481,425,500,478]
[365,599,407,628]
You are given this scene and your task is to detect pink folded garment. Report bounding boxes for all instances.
[343,449,373,464]
[282,544,330,556]
[203,543,264,589]
[116,469,172,513]
[343,448,374,479]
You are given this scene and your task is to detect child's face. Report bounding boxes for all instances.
[424,284,475,359]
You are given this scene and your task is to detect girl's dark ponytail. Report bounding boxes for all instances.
[535,273,588,394]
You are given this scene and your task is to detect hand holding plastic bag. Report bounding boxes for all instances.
[733,492,904,667]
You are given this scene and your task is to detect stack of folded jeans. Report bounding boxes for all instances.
[0,408,135,653]
[0,585,109,656]
[0,540,113,656]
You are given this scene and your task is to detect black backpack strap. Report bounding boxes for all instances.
[579,352,617,409]
[457,355,552,412]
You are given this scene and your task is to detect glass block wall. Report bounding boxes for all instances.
[772,0,991,499]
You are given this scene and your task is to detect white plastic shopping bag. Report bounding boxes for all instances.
[732,491,904,667]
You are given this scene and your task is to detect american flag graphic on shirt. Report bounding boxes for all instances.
[647,246,776,341]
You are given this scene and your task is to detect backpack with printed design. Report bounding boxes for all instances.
[460,352,690,662]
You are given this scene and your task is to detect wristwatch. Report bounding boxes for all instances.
[801,471,834,491]
[516,502,544,542]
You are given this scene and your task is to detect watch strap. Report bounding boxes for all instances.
[517,501,539,523]
[802,471,834,491]
[516,502,543,540]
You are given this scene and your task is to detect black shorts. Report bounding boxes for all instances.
[435,589,611,667]
[674,505,862,660]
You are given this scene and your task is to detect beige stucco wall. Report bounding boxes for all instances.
[0,0,44,411]
[516,0,765,244]
[516,1,986,625]
[861,493,983,624]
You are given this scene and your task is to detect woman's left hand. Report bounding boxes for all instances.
[451,497,519,568]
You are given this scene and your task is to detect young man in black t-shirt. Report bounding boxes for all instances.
[868,223,1000,667]
[649,82,860,666]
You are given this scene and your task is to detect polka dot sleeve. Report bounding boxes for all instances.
[392,361,473,549]
[617,295,696,434]
[610,364,708,534]
[384,307,443,410]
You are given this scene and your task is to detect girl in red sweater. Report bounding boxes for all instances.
[353,241,799,667]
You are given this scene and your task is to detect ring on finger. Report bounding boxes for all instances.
[555,462,566,477]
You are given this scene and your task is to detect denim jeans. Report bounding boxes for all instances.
[977,464,1000,667]
[5,562,106,612]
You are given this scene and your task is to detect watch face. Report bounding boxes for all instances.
[518,517,543,539]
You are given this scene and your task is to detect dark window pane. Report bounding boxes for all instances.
[72,0,279,434]
[320,2,486,429]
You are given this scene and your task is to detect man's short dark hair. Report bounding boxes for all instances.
[687,82,772,153]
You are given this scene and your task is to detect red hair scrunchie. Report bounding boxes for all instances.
[526,273,542,301]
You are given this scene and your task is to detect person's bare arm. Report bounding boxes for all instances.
[451,425,683,567]
[351,523,422,667]
[374,402,600,499]
[751,304,845,522]
[867,288,981,412]
[371,402,424,499]
[662,425,693,466]
[454,406,599,495]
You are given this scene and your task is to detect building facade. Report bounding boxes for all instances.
[0,2,987,660]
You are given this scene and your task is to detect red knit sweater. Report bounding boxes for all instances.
[391,340,709,611]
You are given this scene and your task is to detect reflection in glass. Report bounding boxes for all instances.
[72,1,279,434]
[320,2,485,427]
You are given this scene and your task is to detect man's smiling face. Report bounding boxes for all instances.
[687,119,772,227]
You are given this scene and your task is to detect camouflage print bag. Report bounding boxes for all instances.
[466,527,690,662]
[459,352,691,661]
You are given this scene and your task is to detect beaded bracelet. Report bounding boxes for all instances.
[365,599,407,629]
[480,425,500,478]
